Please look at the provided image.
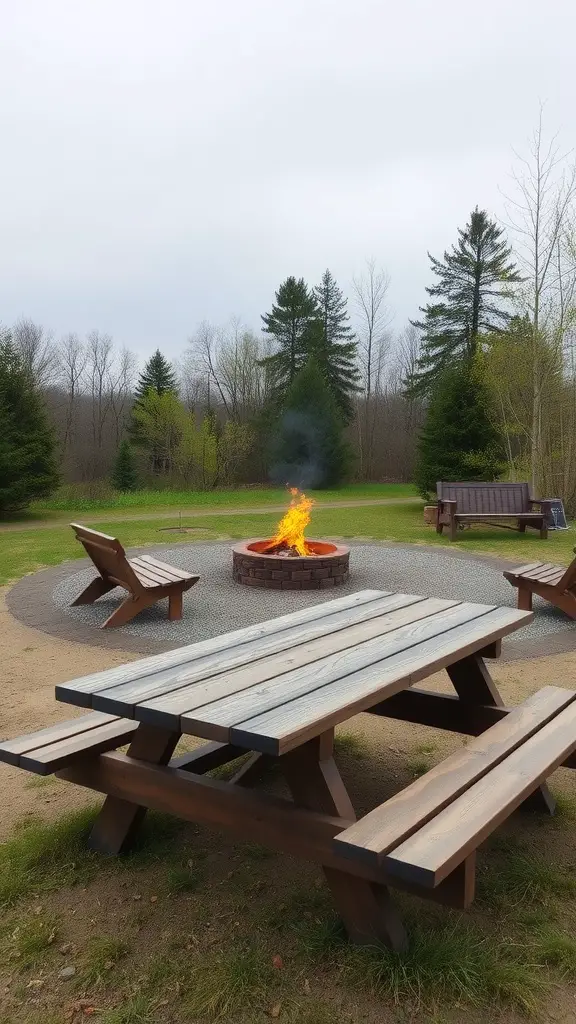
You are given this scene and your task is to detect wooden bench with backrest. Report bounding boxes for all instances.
[70,524,200,629]
[504,552,576,619]
[334,686,576,902]
[436,481,551,541]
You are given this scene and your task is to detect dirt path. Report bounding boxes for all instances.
[0,496,418,532]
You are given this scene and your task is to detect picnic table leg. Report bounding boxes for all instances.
[447,653,555,815]
[281,730,408,951]
[88,725,180,854]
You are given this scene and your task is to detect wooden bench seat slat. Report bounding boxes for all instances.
[450,513,544,521]
[20,718,140,775]
[0,711,119,766]
[520,564,558,580]
[385,698,576,887]
[137,596,445,729]
[56,591,389,708]
[333,686,576,866]
[130,558,186,586]
[137,556,193,581]
[228,606,528,755]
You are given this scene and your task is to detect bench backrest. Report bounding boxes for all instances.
[437,481,531,515]
[70,523,142,592]
[559,550,576,592]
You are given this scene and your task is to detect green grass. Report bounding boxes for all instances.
[1,499,574,585]
[334,731,368,758]
[1,914,59,970]
[183,945,279,1021]
[27,482,416,517]
[79,935,130,987]
[477,842,576,908]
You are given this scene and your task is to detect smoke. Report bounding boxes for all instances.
[268,409,326,490]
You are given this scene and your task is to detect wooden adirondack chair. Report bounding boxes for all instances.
[503,551,576,619]
[70,524,200,628]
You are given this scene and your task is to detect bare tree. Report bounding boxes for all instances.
[12,317,59,386]
[85,330,114,459]
[108,347,137,444]
[352,259,392,398]
[504,108,576,490]
[57,332,87,454]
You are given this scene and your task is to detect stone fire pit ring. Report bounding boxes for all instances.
[232,539,350,590]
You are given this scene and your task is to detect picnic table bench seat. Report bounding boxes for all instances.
[436,481,551,541]
[335,686,576,892]
[504,554,576,619]
[70,524,200,628]
[0,712,138,775]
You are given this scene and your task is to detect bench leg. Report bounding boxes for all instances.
[518,587,533,611]
[540,525,548,540]
[280,731,408,951]
[518,522,527,533]
[72,576,115,606]
[168,589,183,620]
[88,725,180,854]
[101,594,152,629]
[449,517,458,541]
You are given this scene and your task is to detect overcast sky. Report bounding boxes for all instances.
[2,0,575,361]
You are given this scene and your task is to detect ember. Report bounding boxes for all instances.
[263,488,314,557]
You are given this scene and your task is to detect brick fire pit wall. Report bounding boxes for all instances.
[232,539,350,590]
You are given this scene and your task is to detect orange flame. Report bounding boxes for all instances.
[264,488,314,556]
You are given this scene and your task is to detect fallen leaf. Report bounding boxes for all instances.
[272,954,284,969]
[26,979,44,990]
[270,1003,282,1018]
[150,896,158,903]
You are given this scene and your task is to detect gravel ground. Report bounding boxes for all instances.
[52,541,575,645]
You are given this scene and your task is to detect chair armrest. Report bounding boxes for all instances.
[438,499,457,515]
[529,498,553,514]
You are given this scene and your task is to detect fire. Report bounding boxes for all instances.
[264,488,314,556]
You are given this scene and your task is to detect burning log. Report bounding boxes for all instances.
[262,489,314,557]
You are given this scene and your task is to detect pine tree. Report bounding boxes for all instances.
[134,349,177,401]
[407,208,520,396]
[312,269,360,420]
[111,438,138,491]
[260,277,319,398]
[268,357,350,489]
[0,335,59,512]
[414,359,505,500]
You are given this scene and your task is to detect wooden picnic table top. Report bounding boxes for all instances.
[56,589,532,756]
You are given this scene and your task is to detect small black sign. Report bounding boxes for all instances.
[544,499,568,530]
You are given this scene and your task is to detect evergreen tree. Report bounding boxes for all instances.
[0,335,59,512]
[268,357,350,489]
[407,208,520,396]
[134,349,177,401]
[414,359,504,499]
[312,269,360,420]
[111,438,138,491]
[260,277,319,397]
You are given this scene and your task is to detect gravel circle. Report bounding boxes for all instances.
[52,542,575,647]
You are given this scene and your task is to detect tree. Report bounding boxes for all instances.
[0,335,59,512]
[352,259,391,399]
[260,277,319,397]
[131,389,186,475]
[111,438,138,491]
[134,349,177,402]
[313,269,360,420]
[504,109,576,491]
[414,359,504,499]
[268,357,350,489]
[12,317,59,387]
[407,208,520,396]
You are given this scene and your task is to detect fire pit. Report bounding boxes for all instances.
[232,489,350,590]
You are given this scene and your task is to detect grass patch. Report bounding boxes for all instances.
[0,806,100,906]
[183,945,279,1021]
[79,935,130,987]
[405,754,433,778]
[1,914,58,969]
[535,927,576,978]
[165,864,204,894]
[24,775,57,790]
[334,731,368,758]
[478,843,576,907]
[100,994,157,1024]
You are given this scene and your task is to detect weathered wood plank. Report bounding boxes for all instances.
[334,687,576,866]
[91,593,409,717]
[0,711,120,766]
[56,590,386,708]
[18,719,139,775]
[385,699,576,887]
[138,596,447,730]
[230,606,531,755]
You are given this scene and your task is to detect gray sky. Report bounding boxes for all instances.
[2,0,575,361]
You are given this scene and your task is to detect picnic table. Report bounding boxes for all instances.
[3,588,576,951]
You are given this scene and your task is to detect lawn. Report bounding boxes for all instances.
[23,483,417,520]
[0,499,573,587]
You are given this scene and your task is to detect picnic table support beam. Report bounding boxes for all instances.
[280,730,408,951]
[88,725,180,855]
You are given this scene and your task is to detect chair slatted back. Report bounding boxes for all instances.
[559,550,576,593]
[70,524,142,593]
[437,481,531,515]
